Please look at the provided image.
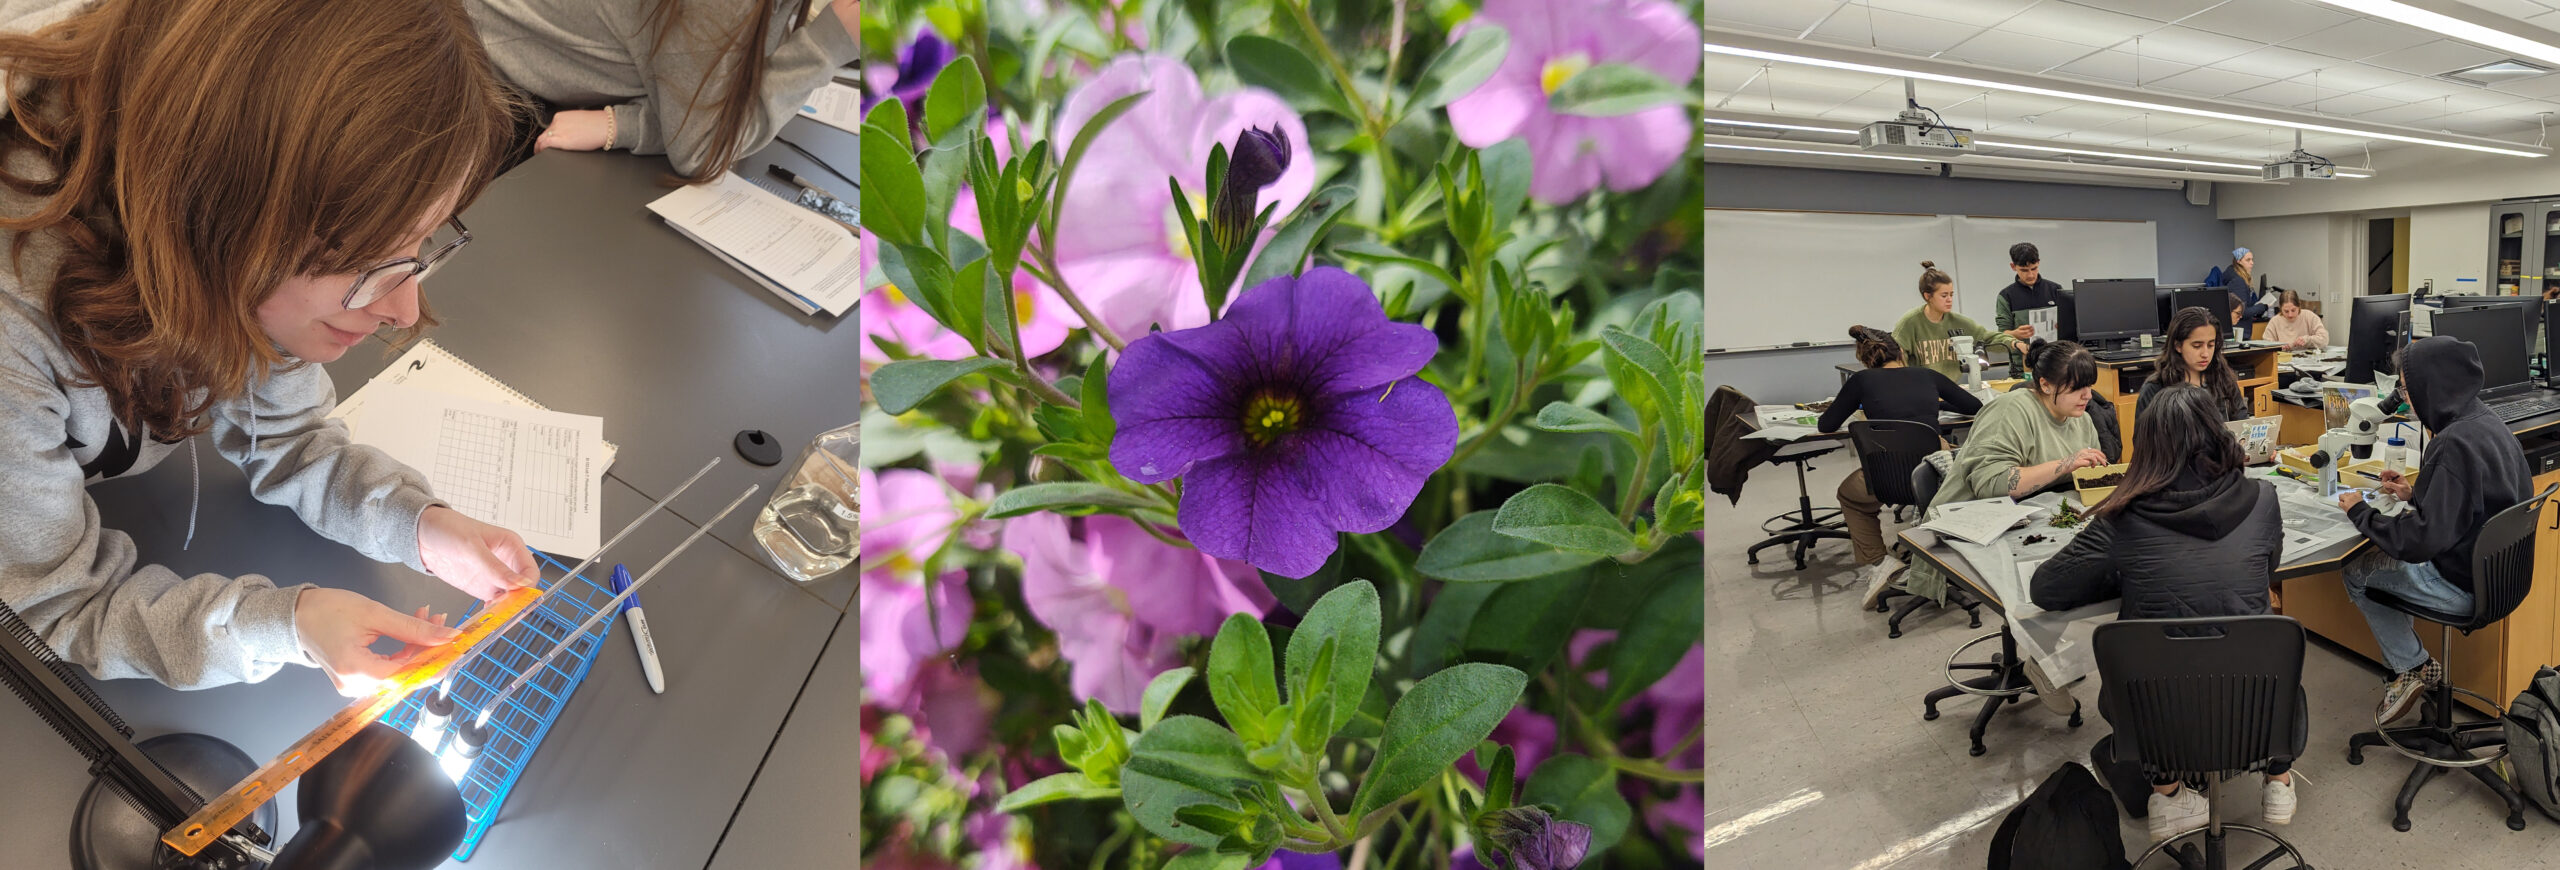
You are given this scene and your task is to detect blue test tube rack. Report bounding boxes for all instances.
[378,551,621,861]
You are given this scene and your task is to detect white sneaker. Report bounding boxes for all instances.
[2147,786,2210,842]
[2023,657,2078,715]
[1859,560,1903,610]
[2262,773,2298,825]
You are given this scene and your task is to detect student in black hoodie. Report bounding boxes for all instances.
[2338,336,2532,725]
[2032,385,2293,839]
[1996,242,2063,373]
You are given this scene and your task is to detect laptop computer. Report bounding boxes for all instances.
[2224,415,2283,465]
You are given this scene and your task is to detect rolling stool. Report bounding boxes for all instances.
[1924,622,2077,756]
[2346,483,2556,832]
[1744,438,1850,571]
[1887,454,1982,638]
[2096,616,2312,870]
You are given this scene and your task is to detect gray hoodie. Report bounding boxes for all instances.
[0,0,444,688]
[468,0,860,177]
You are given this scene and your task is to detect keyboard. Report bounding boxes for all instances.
[2487,392,2560,423]
[2092,347,2152,362]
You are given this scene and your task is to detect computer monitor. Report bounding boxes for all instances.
[2071,278,2158,344]
[2168,287,2234,337]
[2345,293,2410,385]
[2435,295,2539,351]
[2435,304,2533,397]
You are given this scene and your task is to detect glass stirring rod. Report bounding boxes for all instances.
[457,456,723,672]
[471,484,761,729]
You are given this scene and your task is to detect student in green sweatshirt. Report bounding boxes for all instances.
[1900,340,2109,605]
[1895,260,2032,382]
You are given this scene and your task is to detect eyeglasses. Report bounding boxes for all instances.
[341,218,470,309]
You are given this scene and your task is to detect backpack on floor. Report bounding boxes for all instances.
[2502,665,2560,820]
[1987,762,2131,870]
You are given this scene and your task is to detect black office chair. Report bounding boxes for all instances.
[2095,616,2311,870]
[2346,482,2558,832]
[1744,437,1851,572]
[1886,450,1982,637]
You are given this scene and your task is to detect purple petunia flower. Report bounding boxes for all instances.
[867,33,954,122]
[1477,806,1594,870]
[1107,267,1456,578]
[1448,0,1701,204]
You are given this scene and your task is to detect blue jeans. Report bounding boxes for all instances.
[2342,553,2471,674]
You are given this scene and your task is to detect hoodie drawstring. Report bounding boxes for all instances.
[183,439,198,550]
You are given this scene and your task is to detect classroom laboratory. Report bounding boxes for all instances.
[1704,1,2560,866]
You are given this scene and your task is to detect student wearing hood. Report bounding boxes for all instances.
[2337,337,2533,725]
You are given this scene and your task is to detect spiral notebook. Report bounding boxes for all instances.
[330,339,618,472]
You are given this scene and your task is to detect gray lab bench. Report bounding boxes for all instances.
[0,121,857,870]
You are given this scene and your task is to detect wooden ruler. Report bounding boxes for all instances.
[161,586,545,856]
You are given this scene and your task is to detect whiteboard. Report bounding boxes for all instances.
[1703,209,2160,353]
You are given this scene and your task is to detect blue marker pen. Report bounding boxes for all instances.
[609,564,665,694]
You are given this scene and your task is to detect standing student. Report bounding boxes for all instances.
[1894,261,2031,383]
[2031,385,2296,839]
[2222,247,2269,325]
[1818,326,1982,607]
[0,0,541,691]
[2262,289,2329,350]
[2338,337,2532,724]
[2139,307,2253,422]
[1904,340,2110,607]
[470,0,861,181]
[1994,242,2063,373]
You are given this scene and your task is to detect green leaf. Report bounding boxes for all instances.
[1462,567,1592,675]
[1208,614,1281,739]
[859,102,926,247]
[1122,716,1259,848]
[1226,35,1355,119]
[1241,184,1357,290]
[995,771,1119,812]
[1162,851,1256,870]
[1349,662,1529,820]
[1142,667,1197,731]
[1603,326,1694,470]
[1408,582,1498,678]
[1480,137,1533,231]
[1285,580,1380,737]
[1546,63,1687,117]
[1603,569,1705,712]
[1030,442,1113,462]
[1492,484,1639,556]
[923,55,985,143]
[1334,242,1462,297]
[1482,744,1517,815]
[1418,511,1608,582]
[1532,402,1642,448]
[875,242,956,339]
[1082,353,1116,443]
[1520,754,1633,851]
[1581,536,1700,633]
[1055,91,1153,216]
[872,358,1008,415]
[984,482,1161,518]
[1411,26,1511,111]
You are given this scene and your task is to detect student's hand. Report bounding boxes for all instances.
[417,506,542,601]
[2070,448,2110,470]
[294,591,456,697]
[2338,490,2365,512]
[2007,326,2035,341]
[534,109,614,152]
[2376,469,2414,500]
[832,0,858,39]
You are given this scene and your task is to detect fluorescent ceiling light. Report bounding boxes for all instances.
[1702,116,1859,134]
[1703,36,2545,158]
[1978,140,2261,171]
[1702,136,2266,183]
[1701,141,1943,162]
[2338,170,2374,178]
[2308,0,2560,69]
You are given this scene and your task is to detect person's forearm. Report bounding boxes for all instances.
[2008,458,2069,498]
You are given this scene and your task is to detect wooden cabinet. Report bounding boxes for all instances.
[2097,346,2281,458]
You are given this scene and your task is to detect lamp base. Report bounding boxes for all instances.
[71,732,276,870]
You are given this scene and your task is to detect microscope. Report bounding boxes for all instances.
[1951,334,1985,394]
[2308,396,2407,515]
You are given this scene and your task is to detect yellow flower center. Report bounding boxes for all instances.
[1166,190,1209,260]
[1541,53,1592,96]
[885,284,911,306]
[1241,391,1303,446]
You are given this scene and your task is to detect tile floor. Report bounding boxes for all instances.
[1703,450,2560,868]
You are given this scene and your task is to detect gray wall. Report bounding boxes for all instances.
[1706,164,2237,404]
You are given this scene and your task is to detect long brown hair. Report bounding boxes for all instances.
[647,0,797,184]
[2147,306,2246,416]
[0,0,521,440]
[2092,384,2244,520]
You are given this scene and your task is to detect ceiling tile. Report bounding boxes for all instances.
[2296,90,2402,115]
[1805,6,2005,56]
[2491,72,2560,98]
[1940,30,2107,71]
[2361,39,2508,76]
[1700,0,1844,33]
[2051,49,2199,86]
[1860,0,2042,28]
[2278,19,2440,60]
[2180,0,2356,46]
[2066,0,2228,21]
[2289,62,2412,92]
[2439,88,2528,111]
[2129,26,2268,66]
[2438,112,2541,138]
[2228,78,2326,107]
[1994,2,2166,48]
[2213,45,2339,78]
[2448,0,2555,18]
[2149,65,2282,96]
[2354,100,2469,125]
[2358,75,2482,102]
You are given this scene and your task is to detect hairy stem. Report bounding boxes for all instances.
[1446,354,1534,469]
[1028,246,1130,351]
[1618,424,1659,525]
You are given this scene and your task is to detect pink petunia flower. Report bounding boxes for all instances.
[1045,54,1314,340]
[1448,0,1701,204]
[859,468,973,701]
[1002,512,1275,712]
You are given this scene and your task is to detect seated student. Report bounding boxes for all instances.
[2339,337,2532,723]
[2031,385,2294,839]
[1894,260,2031,383]
[2262,289,2328,350]
[1995,242,2061,373]
[1903,340,2110,609]
[2139,307,2253,422]
[1819,326,1983,607]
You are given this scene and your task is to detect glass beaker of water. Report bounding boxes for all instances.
[753,422,857,581]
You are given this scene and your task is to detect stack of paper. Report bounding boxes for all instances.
[646,172,861,317]
[1921,498,2041,546]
